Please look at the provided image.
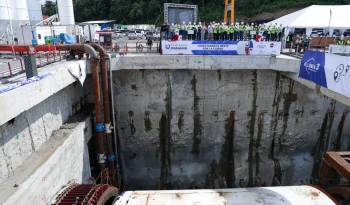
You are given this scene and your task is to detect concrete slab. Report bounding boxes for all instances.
[0,116,92,205]
[111,55,299,72]
[0,60,86,126]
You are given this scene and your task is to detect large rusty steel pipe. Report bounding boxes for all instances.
[91,43,118,186]
[57,44,107,173]
[56,44,99,59]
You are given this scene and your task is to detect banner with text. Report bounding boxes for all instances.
[299,51,350,98]
[161,40,281,55]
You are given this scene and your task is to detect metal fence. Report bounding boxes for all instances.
[0,50,68,79]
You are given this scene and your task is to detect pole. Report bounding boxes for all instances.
[224,0,228,24]
[325,9,332,53]
[230,0,235,24]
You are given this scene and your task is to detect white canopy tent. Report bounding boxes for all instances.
[267,5,350,36]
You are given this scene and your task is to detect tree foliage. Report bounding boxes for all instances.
[68,0,350,24]
[41,1,57,16]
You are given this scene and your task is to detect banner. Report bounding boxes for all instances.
[299,51,350,98]
[324,54,350,98]
[161,40,281,55]
[329,44,350,55]
[299,51,327,87]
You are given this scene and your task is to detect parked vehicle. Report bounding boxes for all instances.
[135,30,143,39]
[113,31,126,39]
[146,31,154,39]
[153,32,160,41]
[127,31,138,40]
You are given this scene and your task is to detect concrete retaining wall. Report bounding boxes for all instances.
[0,117,92,205]
[0,83,86,184]
[113,69,350,190]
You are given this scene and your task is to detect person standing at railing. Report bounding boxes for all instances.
[234,23,239,40]
[337,35,345,45]
[201,22,207,40]
[228,23,234,40]
[197,22,202,40]
[187,22,194,40]
[208,23,214,40]
[238,22,243,41]
[346,38,350,45]
[277,24,283,41]
[214,23,219,40]
[223,23,229,40]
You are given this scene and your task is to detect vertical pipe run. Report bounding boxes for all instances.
[91,43,118,186]
[91,58,107,172]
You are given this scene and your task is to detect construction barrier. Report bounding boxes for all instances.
[299,50,350,97]
[161,40,281,55]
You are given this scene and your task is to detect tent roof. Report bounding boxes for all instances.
[267,5,350,28]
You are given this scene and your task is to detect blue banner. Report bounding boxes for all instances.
[162,40,281,56]
[299,51,328,88]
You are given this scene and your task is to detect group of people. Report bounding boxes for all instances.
[163,22,283,42]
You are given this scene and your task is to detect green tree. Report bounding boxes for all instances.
[72,0,350,24]
[41,1,57,16]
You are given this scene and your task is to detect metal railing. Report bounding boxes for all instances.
[0,50,68,79]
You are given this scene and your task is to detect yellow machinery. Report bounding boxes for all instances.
[224,0,235,24]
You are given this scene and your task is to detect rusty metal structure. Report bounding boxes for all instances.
[52,184,118,205]
[320,151,350,203]
[0,43,119,186]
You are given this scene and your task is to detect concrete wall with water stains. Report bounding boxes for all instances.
[112,70,350,190]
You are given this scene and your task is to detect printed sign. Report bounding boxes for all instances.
[299,51,327,87]
[324,53,350,97]
[161,40,281,56]
[299,51,350,98]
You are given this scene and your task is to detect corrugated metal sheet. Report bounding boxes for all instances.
[114,186,336,205]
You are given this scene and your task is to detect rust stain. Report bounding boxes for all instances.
[255,112,265,184]
[159,71,173,189]
[177,111,184,131]
[191,75,202,155]
[248,71,258,186]
[144,111,152,132]
[311,100,336,181]
[128,110,136,135]
[159,113,171,190]
[334,111,348,151]
[270,72,283,186]
[221,111,236,188]
[278,79,296,151]
[217,70,222,81]
[270,72,283,160]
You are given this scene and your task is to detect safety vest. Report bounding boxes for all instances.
[346,39,350,45]
[338,40,345,45]
[229,26,235,33]
[214,26,219,34]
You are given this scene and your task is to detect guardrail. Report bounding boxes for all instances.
[0,45,69,79]
[0,58,24,78]
[111,40,160,54]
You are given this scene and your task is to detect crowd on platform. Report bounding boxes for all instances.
[163,22,283,41]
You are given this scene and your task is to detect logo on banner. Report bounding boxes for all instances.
[165,44,171,49]
[304,58,321,73]
[334,64,350,83]
[270,43,274,48]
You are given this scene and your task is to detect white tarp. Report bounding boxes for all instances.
[267,5,350,28]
